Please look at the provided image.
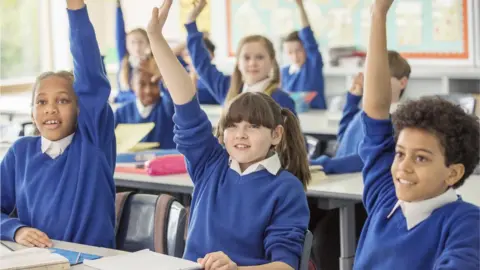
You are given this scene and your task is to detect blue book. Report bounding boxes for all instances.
[50,248,102,265]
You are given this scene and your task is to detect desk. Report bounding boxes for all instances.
[1,240,126,269]
[114,171,480,270]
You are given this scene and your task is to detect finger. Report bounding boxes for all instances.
[160,0,173,12]
[204,254,219,270]
[151,7,159,21]
[210,259,227,270]
[217,265,229,270]
[33,230,52,247]
[26,234,45,248]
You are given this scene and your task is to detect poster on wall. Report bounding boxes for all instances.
[226,0,470,60]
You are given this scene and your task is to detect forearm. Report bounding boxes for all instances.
[239,262,293,270]
[66,0,84,10]
[148,33,195,105]
[297,3,310,28]
[363,12,391,120]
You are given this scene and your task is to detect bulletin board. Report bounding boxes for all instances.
[226,0,471,60]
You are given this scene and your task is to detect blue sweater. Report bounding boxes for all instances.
[114,93,176,149]
[174,97,309,269]
[355,112,480,269]
[281,27,326,109]
[185,22,297,115]
[311,93,364,173]
[0,6,116,248]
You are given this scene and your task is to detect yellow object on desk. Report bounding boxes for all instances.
[115,123,158,153]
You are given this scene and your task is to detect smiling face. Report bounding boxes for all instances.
[126,29,150,59]
[237,41,273,85]
[391,128,461,202]
[32,75,78,141]
[223,121,282,171]
[132,70,160,106]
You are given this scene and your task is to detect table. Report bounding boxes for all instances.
[114,170,480,270]
[1,240,126,269]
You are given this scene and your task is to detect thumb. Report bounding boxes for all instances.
[197,258,204,264]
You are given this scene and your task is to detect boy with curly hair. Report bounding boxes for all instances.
[354,0,480,269]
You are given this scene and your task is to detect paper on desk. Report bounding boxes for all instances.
[309,165,328,185]
[83,249,202,270]
[115,123,155,153]
[129,142,160,152]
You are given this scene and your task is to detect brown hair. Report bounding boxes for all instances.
[30,71,76,135]
[388,51,411,80]
[216,92,311,189]
[119,28,151,90]
[283,30,301,43]
[225,35,280,103]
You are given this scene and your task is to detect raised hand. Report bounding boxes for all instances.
[66,0,85,10]
[349,72,364,96]
[186,0,207,24]
[372,0,394,15]
[147,0,173,35]
[14,227,53,248]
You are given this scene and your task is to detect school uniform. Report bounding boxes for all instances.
[114,89,176,149]
[281,26,326,109]
[174,96,309,269]
[355,112,480,269]
[185,22,297,115]
[0,6,116,248]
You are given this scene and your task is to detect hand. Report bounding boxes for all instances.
[186,0,207,24]
[294,0,304,7]
[197,251,237,270]
[117,0,121,6]
[349,72,364,96]
[372,0,394,15]
[14,227,53,248]
[147,0,173,35]
[66,0,85,10]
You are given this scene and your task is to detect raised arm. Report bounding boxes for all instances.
[147,0,223,184]
[67,0,115,158]
[359,0,397,214]
[185,0,231,103]
[116,0,127,62]
[295,0,323,67]
[338,73,363,141]
[363,0,392,120]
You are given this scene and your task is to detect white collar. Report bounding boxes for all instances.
[387,188,458,230]
[41,133,75,159]
[288,64,301,75]
[242,77,272,93]
[136,99,154,119]
[229,152,281,176]
[390,102,399,113]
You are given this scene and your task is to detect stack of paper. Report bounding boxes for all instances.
[0,248,70,270]
[83,249,202,270]
[115,123,159,153]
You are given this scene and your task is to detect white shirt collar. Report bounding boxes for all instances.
[41,133,75,159]
[390,102,399,113]
[288,64,301,75]
[136,99,154,119]
[242,77,272,93]
[387,188,458,230]
[229,152,281,176]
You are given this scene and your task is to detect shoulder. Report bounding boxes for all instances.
[7,136,40,158]
[116,100,136,113]
[280,66,290,75]
[271,88,292,98]
[273,170,306,197]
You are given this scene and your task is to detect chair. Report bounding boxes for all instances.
[115,192,187,258]
[300,230,314,270]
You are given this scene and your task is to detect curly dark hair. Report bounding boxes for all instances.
[392,97,480,188]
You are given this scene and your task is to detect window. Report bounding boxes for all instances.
[0,0,43,81]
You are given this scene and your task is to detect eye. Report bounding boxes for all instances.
[36,99,47,105]
[58,98,70,104]
[256,55,265,60]
[225,123,235,128]
[249,124,260,129]
[416,156,428,163]
[395,151,404,159]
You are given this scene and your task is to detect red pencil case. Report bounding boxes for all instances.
[145,154,187,176]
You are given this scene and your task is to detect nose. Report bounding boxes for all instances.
[44,103,58,114]
[397,157,414,173]
[234,127,248,139]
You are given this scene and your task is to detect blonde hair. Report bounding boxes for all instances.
[119,28,151,90]
[216,92,311,189]
[226,35,280,102]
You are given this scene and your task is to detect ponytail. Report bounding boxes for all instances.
[120,55,130,90]
[276,108,311,189]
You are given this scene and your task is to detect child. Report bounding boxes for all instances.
[281,0,326,109]
[0,0,116,248]
[147,1,310,269]
[355,0,480,269]
[311,50,411,174]
[115,0,154,103]
[184,0,297,115]
[114,62,176,149]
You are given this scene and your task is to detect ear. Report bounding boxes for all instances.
[271,125,284,146]
[445,163,465,187]
[399,76,409,89]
